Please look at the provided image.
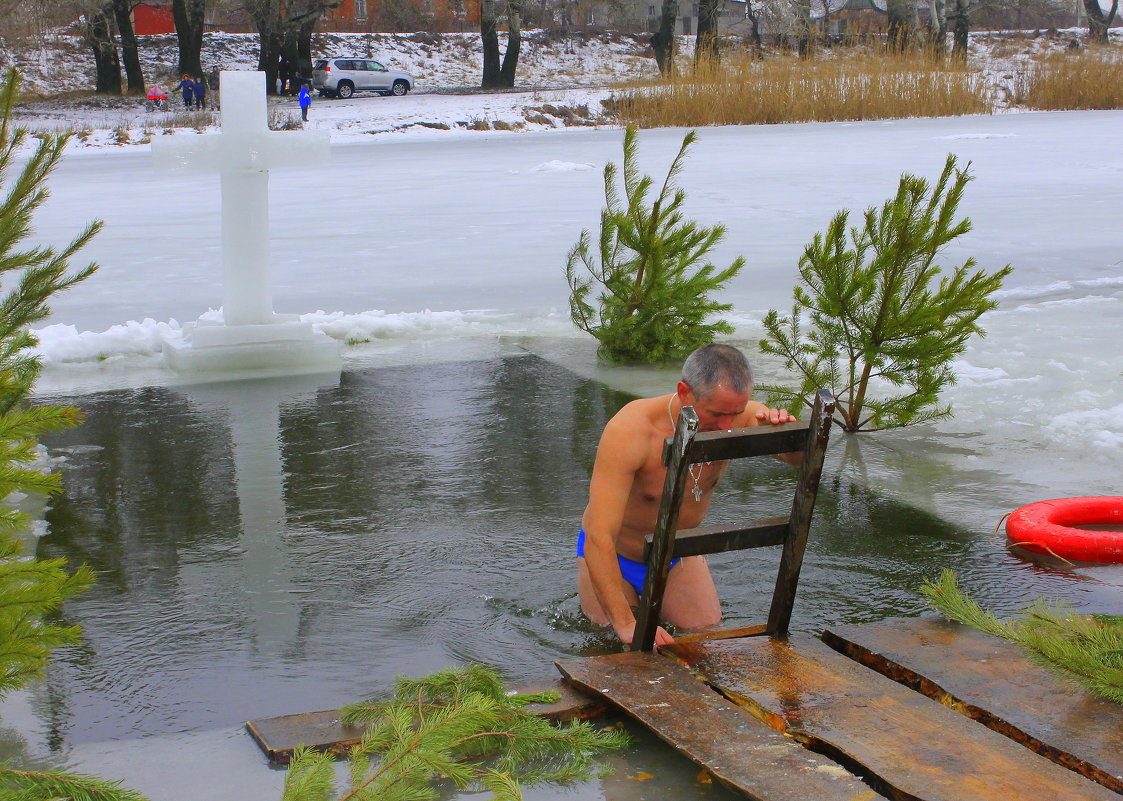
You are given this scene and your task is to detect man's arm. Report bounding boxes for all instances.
[582,417,674,647]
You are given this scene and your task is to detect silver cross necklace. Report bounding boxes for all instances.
[667,395,706,502]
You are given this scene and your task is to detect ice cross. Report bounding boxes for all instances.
[153,71,329,327]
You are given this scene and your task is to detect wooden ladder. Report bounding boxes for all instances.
[632,389,836,652]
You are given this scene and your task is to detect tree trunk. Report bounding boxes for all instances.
[172,0,206,77]
[745,0,763,59]
[297,18,317,79]
[112,0,145,94]
[498,0,521,87]
[245,0,282,93]
[794,0,813,57]
[950,0,969,58]
[928,0,948,55]
[886,0,919,50]
[481,0,501,87]
[694,0,722,66]
[1083,0,1119,42]
[651,0,677,74]
[87,6,122,94]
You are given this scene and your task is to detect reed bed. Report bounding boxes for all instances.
[1022,48,1123,110]
[612,51,991,127]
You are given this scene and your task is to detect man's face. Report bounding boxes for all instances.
[682,382,751,432]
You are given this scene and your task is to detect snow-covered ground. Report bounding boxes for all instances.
[5,27,1121,149]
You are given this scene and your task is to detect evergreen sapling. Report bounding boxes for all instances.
[759,154,1012,431]
[0,68,146,801]
[566,127,745,364]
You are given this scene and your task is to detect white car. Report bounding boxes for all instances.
[312,57,414,99]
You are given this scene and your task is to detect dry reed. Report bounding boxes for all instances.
[1022,48,1123,110]
[612,51,991,127]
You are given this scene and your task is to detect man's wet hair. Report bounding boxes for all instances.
[681,344,753,398]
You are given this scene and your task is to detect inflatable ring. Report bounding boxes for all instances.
[1006,496,1123,563]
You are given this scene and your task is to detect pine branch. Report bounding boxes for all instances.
[294,665,627,801]
[920,569,1123,704]
[0,766,148,801]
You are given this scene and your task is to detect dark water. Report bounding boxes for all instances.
[27,354,1119,783]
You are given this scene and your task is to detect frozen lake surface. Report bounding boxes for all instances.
[31,109,1123,521]
[5,110,1121,800]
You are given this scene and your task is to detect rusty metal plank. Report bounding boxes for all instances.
[823,617,1123,795]
[556,652,886,801]
[674,635,1120,801]
[245,679,603,764]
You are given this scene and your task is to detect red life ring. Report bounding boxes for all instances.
[1006,496,1123,563]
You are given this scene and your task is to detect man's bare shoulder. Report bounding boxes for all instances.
[597,397,664,461]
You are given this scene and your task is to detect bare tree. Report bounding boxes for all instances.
[695,0,723,64]
[82,2,122,93]
[886,0,920,49]
[480,0,521,88]
[651,0,677,74]
[949,0,969,58]
[243,0,337,95]
[928,0,948,54]
[112,0,145,93]
[744,0,764,58]
[794,0,813,57]
[498,0,522,87]
[1083,0,1118,42]
[480,0,502,86]
[172,0,206,78]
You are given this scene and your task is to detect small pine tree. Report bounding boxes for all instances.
[920,569,1123,704]
[0,69,147,801]
[759,154,1013,431]
[565,127,746,364]
[281,664,629,801]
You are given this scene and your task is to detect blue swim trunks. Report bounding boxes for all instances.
[576,529,680,597]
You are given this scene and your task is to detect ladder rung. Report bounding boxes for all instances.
[644,516,789,559]
[662,421,810,465]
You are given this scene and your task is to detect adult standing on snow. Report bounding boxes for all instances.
[207,66,221,110]
[175,74,194,109]
[298,83,311,123]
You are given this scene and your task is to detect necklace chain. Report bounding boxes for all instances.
[667,395,705,502]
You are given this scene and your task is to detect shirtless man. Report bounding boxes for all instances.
[576,344,798,647]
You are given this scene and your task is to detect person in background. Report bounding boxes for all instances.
[207,66,221,110]
[175,74,194,109]
[193,76,206,111]
[299,83,311,123]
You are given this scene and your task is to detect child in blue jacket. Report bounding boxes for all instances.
[299,84,311,122]
[192,77,206,110]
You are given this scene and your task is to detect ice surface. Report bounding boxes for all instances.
[24,108,1123,521]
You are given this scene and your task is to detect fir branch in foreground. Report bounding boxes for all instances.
[920,569,1123,704]
[0,766,148,801]
[285,664,628,801]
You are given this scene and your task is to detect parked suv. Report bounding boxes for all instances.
[312,58,414,99]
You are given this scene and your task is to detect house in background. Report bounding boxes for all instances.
[133,1,176,34]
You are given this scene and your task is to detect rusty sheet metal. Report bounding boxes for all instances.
[822,617,1123,795]
[556,651,885,801]
[246,679,603,764]
[674,635,1120,801]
